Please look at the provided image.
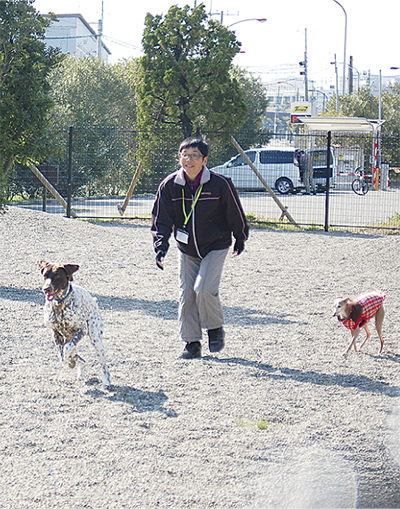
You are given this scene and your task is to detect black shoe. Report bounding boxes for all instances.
[208,327,225,353]
[180,341,202,359]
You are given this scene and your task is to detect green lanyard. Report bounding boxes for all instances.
[182,184,203,229]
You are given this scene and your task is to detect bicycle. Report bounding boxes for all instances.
[351,167,370,195]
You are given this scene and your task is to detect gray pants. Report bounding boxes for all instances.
[178,248,229,343]
[304,170,316,193]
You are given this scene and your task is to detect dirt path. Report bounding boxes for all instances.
[1,207,400,508]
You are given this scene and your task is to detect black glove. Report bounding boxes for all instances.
[155,250,166,270]
[233,239,244,256]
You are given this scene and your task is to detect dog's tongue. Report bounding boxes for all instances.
[46,294,55,301]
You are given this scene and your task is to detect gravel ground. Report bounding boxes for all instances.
[1,207,400,508]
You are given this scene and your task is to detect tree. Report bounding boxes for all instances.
[322,86,400,167]
[212,66,270,165]
[49,55,137,128]
[322,87,378,119]
[0,0,62,208]
[40,56,139,197]
[136,5,247,139]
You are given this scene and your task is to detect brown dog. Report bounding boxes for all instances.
[333,291,385,356]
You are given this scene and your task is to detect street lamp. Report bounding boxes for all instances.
[333,0,347,95]
[227,18,267,29]
[309,89,328,112]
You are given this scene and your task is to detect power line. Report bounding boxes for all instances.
[103,35,143,53]
[45,33,143,53]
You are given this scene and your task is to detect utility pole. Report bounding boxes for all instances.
[334,54,339,113]
[97,1,104,59]
[299,28,309,101]
[349,55,353,94]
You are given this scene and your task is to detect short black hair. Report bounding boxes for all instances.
[179,137,209,157]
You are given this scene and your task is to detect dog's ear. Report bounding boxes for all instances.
[37,260,50,274]
[62,264,79,281]
[349,303,363,324]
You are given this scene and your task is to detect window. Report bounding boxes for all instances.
[311,149,332,166]
[230,151,256,166]
[260,150,294,164]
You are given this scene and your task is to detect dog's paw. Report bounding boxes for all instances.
[77,365,85,381]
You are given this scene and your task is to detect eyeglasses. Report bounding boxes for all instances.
[179,152,203,160]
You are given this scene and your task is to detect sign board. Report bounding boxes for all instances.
[290,102,311,124]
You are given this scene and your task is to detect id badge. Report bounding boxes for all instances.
[176,229,189,244]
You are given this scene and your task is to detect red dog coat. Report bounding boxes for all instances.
[341,291,385,331]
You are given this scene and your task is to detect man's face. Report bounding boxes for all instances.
[179,147,207,181]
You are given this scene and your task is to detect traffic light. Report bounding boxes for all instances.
[299,61,306,76]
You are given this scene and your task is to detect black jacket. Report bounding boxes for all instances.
[151,167,249,259]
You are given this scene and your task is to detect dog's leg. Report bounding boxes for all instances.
[359,324,371,350]
[343,328,361,356]
[63,329,85,362]
[53,331,65,361]
[88,316,111,386]
[375,304,385,353]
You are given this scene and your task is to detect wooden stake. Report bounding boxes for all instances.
[230,137,298,225]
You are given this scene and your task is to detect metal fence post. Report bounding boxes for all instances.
[324,130,332,232]
[67,126,73,218]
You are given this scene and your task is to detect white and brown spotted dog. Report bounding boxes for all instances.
[38,260,111,386]
[333,290,385,356]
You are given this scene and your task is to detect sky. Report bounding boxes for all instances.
[33,0,400,88]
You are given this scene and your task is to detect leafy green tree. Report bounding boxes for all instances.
[211,66,270,166]
[381,83,400,166]
[0,0,62,208]
[47,56,139,196]
[322,86,400,167]
[135,4,247,188]
[322,87,378,119]
[49,55,137,128]
[137,5,246,137]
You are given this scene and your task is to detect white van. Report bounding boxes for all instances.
[211,147,334,194]
[211,147,301,194]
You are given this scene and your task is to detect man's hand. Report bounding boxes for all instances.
[155,250,166,270]
[233,239,244,257]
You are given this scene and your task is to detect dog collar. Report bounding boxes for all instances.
[55,285,73,305]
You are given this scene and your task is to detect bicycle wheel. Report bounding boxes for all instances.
[361,181,369,195]
[352,178,369,195]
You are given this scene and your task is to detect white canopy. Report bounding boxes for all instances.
[299,117,385,133]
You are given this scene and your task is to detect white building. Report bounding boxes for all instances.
[44,14,110,61]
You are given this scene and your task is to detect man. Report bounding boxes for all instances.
[295,149,316,195]
[151,137,249,359]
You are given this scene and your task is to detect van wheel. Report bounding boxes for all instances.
[275,177,293,195]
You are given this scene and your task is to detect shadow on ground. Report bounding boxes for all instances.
[85,380,178,417]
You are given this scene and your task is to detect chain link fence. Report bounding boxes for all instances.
[7,127,400,231]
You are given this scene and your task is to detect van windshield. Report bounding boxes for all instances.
[230,151,256,166]
[260,151,294,164]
